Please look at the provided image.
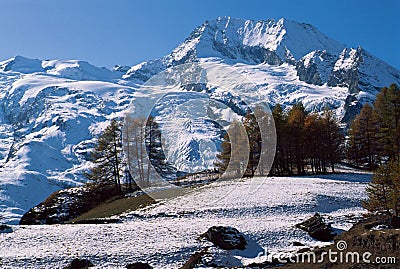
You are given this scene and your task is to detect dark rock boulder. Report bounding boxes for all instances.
[63,258,94,269]
[201,226,247,250]
[296,213,336,241]
[292,241,305,246]
[126,262,153,269]
[192,227,264,268]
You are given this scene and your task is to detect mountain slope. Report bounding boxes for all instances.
[0,17,399,224]
[0,57,136,223]
[124,17,345,82]
[125,16,400,121]
[172,17,344,63]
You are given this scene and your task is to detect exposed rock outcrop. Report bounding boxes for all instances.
[342,94,364,124]
[0,224,12,233]
[296,213,337,241]
[296,50,337,85]
[328,47,363,94]
[201,226,247,250]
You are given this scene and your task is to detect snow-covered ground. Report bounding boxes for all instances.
[0,173,370,268]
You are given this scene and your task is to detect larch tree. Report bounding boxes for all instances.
[347,103,380,169]
[215,131,231,174]
[254,106,275,176]
[215,120,248,177]
[145,116,174,183]
[304,112,325,173]
[243,111,261,177]
[123,116,149,186]
[271,104,290,175]
[347,84,400,168]
[124,115,175,186]
[360,84,400,218]
[287,103,307,174]
[121,114,137,190]
[86,119,124,193]
[270,104,342,175]
[322,109,344,172]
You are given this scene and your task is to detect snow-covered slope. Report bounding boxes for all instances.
[0,173,370,268]
[0,56,122,81]
[173,17,344,63]
[124,17,345,82]
[0,57,136,223]
[0,16,399,224]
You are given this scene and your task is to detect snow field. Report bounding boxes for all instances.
[1,173,370,268]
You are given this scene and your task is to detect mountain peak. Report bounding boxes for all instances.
[0,55,44,73]
[168,17,344,65]
[124,17,399,96]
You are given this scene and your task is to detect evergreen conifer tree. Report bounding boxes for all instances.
[374,83,400,160]
[363,159,400,217]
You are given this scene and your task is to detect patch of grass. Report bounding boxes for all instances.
[69,193,155,223]
[68,184,197,224]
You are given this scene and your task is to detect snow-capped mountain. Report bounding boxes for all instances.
[0,17,399,224]
[125,17,400,120]
[124,17,344,81]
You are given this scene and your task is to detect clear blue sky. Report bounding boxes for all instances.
[0,0,398,69]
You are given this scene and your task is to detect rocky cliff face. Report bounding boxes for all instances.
[296,50,336,86]
[328,47,363,93]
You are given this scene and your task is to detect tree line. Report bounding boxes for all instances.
[86,103,345,189]
[215,83,400,217]
[271,103,343,175]
[347,83,400,218]
[216,104,344,177]
[347,83,400,169]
